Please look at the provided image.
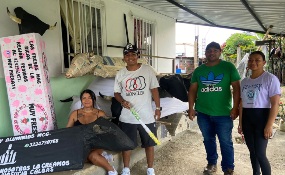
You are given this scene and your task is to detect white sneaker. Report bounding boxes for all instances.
[108,170,118,175]
[101,151,114,163]
[147,168,155,175]
[121,167,130,175]
[108,166,118,175]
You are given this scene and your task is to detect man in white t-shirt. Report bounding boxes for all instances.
[114,43,161,175]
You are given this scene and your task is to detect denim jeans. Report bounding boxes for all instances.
[197,112,234,171]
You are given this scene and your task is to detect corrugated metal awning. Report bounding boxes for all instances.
[127,0,285,34]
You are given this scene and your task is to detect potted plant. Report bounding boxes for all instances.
[278,102,285,131]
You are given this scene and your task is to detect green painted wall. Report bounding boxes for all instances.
[0,74,96,137]
[0,78,11,137]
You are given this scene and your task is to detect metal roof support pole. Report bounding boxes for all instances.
[240,0,267,31]
[166,0,216,26]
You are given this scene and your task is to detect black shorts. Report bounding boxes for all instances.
[119,122,157,148]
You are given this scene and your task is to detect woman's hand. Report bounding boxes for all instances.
[264,124,273,139]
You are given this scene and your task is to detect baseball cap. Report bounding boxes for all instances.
[123,43,138,55]
[206,42,221,51]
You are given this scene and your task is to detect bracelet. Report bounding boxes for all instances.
[155,107,162,111]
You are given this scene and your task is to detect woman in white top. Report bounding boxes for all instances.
[238,51,281,175]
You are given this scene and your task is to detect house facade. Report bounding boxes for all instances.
[0,0,176,137]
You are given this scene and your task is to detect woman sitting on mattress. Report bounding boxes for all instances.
[66,89,118,175]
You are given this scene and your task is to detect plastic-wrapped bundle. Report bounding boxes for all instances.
[65,53,101,78]
[81,117,135,156]
[159,74,188,102]
[237,53,250,79]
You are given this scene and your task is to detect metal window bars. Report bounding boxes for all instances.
[133,15,155,66]
[61,0,103,69]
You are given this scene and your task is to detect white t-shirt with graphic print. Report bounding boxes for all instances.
[241,71,281,108]
[114,64,159,124]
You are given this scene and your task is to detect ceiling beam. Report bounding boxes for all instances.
[177,21,278,35]
[240,0,267,31]
[166,0,216,26]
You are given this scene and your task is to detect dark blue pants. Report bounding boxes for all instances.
[197,112,234,172]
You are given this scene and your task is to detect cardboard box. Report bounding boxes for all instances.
[0,33,57,136]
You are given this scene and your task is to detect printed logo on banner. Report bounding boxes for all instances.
[13,103,49,135]
[0,144,17,165]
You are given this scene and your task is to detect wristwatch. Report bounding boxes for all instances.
[155,107,162,111]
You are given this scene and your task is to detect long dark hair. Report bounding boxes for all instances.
[80,89,96,108]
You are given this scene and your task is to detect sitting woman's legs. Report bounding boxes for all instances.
[88,149,115,172]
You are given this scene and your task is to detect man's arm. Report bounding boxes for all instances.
[188,82,198,121]
[238,100,243,134]
[114,92,131,109]
[231,80,240,120]
[151,88,161,120]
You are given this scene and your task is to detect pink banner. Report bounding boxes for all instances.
[0,33,57,136]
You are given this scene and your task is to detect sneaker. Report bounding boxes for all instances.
[147,168,155,175]
[121,167,130,175]
[108,169,118,175]
[224,169,234,175]
[203,164,217,175]
[102,151,114,163]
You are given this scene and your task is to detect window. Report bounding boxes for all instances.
[133,16,155,66]
[60,0,104,68]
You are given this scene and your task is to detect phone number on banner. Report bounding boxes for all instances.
[24,139,59,148]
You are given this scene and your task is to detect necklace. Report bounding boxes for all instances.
[83,108,94,113]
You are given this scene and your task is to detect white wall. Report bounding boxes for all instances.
[104,0,176,73]
[0,0,176,77]
[0,0,63,77]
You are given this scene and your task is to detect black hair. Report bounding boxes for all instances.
[206,41,221,51]
[249,51,266,61]
[80,89,96,108]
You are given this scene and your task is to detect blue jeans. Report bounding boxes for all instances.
[197,112,234,171]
